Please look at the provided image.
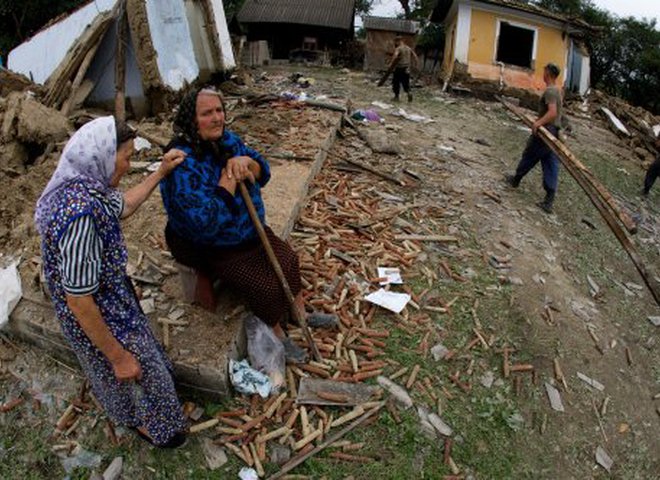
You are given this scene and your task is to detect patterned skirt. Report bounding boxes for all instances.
[64,324,187,446]
[166,225,302,326]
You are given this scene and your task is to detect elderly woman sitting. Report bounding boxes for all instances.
[35,117,187,448]
[161,87,332,362]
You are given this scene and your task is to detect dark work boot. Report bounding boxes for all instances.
[407,92,413,103]
[537,191,555,214]
[505,174,521,188]
[392,95,400,102]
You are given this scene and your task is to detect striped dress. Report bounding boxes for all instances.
[39,178,186,446]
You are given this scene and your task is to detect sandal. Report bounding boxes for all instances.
[132,427,187,449]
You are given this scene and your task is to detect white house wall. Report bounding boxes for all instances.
[209,0,236,69]
[455,3,472,64]
[579,55,590,96]
[8,0,118,84]
[145,0,199,90]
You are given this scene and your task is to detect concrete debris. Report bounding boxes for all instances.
[102,456,123,480]
[480,370,495,389]
[0,141,28,173]
[139,298,155,314]
[1,91,70,144]
[427,412,453,437]
[416,406,439,440]
[358,128,401,154]
[430,343,450,361]
[201,438,228,470]
[595,446,613,472]
[377,376,413,409]
[600,107,631,137]
[586,275,600,297]
[0,69,38,97]
[269,444,292,466]
[648,316,660,327]
[545,383,565,412]
[576,372,605,392]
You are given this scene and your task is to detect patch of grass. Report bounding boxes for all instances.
[0,411,61,480]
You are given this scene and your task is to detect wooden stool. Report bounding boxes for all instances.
[176,263,217,312]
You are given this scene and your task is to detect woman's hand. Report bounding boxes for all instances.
[218,167,238,195]
[158,149,187,177]
[111,349,143,382]
[226,156,256,184]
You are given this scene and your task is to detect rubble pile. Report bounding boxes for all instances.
[567,89,660,166]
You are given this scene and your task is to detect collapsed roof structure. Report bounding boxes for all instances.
[8,0,235,117]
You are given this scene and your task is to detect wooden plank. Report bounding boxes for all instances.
[394,234,458,243]
[44,10,116,108]
[341,157,405,186]
[60,32,104,116]
[500,98,660,307]
[115,1,128,121]
[296,378,379,407]
[267,402,385,480]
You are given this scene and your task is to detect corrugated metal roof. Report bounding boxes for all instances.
[237,0,356,30]
[363,16,419,34]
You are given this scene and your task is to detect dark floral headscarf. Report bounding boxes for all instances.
[170,87,228,160]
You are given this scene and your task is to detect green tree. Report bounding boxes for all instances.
[395,0,436,20]
[530,0,660,114]
[0,0,86,57]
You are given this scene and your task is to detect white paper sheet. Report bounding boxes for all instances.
[377,267,403,285]
[364,288,410,314]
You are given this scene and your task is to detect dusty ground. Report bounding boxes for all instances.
[1,65,659,479]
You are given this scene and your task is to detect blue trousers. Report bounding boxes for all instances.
[515,126,561,194]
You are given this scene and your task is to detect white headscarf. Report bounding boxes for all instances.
[35,116,117,232]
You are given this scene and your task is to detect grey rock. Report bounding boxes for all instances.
[201,438,228,470]
[102,457,123,480]
[377,376,413,409]
[269,444,291,465]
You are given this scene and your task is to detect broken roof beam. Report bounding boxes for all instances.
[44,8,117,109]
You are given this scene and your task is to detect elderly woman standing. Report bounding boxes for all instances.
[161,88,331,362]
[35,116,188,448]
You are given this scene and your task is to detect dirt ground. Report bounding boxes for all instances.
[1,65,659,479]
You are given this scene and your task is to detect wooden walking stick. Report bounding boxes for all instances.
[238,182,322,362]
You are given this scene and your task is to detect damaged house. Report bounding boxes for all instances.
[363,16,419,71]
[432,0,593,95]
[237,0,356,62]
[7,0,235,117]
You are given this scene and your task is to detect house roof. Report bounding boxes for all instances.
[430,0,592,30]
[363,16,419,34]
[237,0,356,30]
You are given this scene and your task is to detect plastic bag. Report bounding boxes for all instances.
[229,359,271,398]
[245,315,285,392]
[0,260,22,329]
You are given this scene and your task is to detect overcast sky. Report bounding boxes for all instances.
[365,0,660,23]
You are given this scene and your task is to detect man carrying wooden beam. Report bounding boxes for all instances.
[506,63,563,213]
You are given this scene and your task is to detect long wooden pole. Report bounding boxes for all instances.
[114,0,128,122]
[238,182,322,362]
[267,402,385,479]
[500,99,660,306]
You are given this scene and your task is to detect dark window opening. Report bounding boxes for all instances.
[496,22,534,69]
